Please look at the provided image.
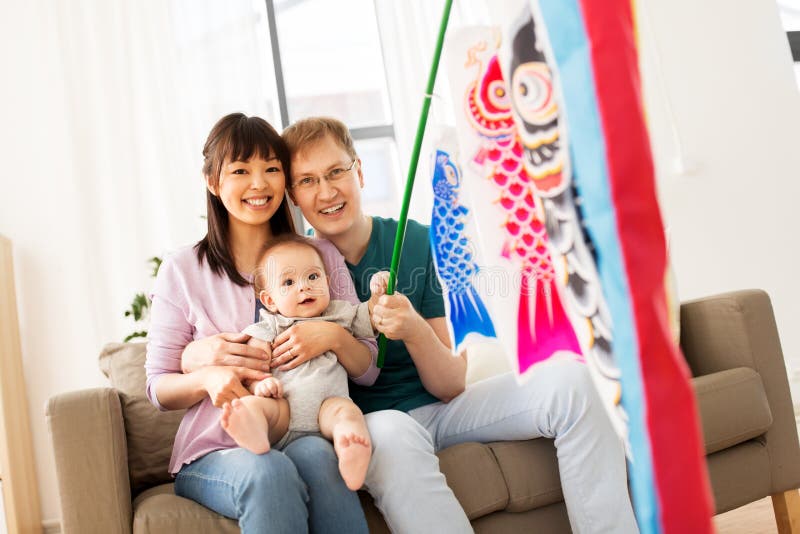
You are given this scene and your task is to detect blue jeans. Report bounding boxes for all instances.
[175,436,368,534]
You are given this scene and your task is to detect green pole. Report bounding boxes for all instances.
[377,0,454,367]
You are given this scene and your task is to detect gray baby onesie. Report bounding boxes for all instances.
[241,300,375,440]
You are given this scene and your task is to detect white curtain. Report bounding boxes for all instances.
[374,0,490,223]
[0,0,280,524]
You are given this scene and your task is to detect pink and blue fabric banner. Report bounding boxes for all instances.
[429,0,714,531]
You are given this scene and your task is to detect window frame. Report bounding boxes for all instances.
[264,0,396,143]
[264,0,400,230]
[788,31,800,62]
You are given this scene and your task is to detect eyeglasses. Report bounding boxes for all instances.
[291,159,358,190]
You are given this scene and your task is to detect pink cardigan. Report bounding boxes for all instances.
[145,239,379,474]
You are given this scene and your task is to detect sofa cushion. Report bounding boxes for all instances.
[133,483,238,534]
[100,342,185,495]
[692,367,772,454]
[437,442,509,519]
[489,439,562,512]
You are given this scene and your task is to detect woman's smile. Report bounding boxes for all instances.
[243,195,274,209]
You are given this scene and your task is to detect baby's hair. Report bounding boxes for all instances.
[252,234,326,294]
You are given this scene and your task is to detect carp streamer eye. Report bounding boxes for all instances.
[487,79,510,110]
[512,62,558,126]
[445,164,459,186]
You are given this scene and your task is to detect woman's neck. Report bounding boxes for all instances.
[319,215,372,265]
[229,220,272,275]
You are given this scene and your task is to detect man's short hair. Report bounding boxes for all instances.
[282,116,357,160]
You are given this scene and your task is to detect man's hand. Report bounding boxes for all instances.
[182,332,271,374]
[201,366,265,408]
[371,292,427,342]
[270,321,341,371]
[253,376,284,398]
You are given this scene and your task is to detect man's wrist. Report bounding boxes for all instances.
[403,313,431,347]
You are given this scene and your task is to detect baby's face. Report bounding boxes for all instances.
[259,243,331,318]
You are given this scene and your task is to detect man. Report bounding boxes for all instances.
[282,116,638,533]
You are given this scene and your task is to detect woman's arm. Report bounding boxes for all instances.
[154,365,267,410]
[181,332,271,373]
[145,254,268,410]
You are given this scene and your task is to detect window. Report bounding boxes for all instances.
[266,0,401,223]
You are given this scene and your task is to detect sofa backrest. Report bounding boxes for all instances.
[99,342,184,495]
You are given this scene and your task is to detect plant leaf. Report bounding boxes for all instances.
[123,330,148,343]
[149,256,163,278]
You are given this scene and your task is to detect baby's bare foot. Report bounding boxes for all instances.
[220,398,271,455]
[334,432,371,490]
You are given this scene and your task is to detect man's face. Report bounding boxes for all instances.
[289,134,364,238]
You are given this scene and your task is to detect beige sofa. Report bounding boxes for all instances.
[47,289,800,533]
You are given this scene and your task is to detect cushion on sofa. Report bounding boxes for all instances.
[132,483,238,534]
[691,367,772,454]
[489,439,563,512]
[437,442,509,519]
[100,342,185,495]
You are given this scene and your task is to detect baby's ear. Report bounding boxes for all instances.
[260,290,279,313]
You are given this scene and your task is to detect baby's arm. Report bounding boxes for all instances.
[241,317,281,396]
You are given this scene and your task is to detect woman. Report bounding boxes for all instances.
[145,113,377,533]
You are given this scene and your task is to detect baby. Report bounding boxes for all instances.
[219,234,386,491]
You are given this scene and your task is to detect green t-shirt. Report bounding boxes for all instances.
[347,216,444,413]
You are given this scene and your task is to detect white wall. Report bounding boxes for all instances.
[1,0,799,529]
[0,1,276,527]
[636,0,800,388]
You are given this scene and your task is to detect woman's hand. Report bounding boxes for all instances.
[270,321,343,371]
[182,332,271,374]
[371,292,427,342]
[201,366,265,408]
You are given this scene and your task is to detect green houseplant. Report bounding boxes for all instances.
[123,256,162,342]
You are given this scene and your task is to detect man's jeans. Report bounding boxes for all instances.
[363,359,638,534]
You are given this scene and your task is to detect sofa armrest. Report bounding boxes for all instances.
[680,289,800,493]
[46,388,132,534]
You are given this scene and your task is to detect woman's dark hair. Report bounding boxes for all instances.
[195,113,295,286]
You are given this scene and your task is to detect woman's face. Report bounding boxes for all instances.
[209,153,287,229]
[289,135,364,238]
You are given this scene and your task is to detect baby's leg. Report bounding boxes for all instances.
[318,397,372,491]
[220,396,290,455]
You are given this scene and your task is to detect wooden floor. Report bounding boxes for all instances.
[714,497,778,534]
